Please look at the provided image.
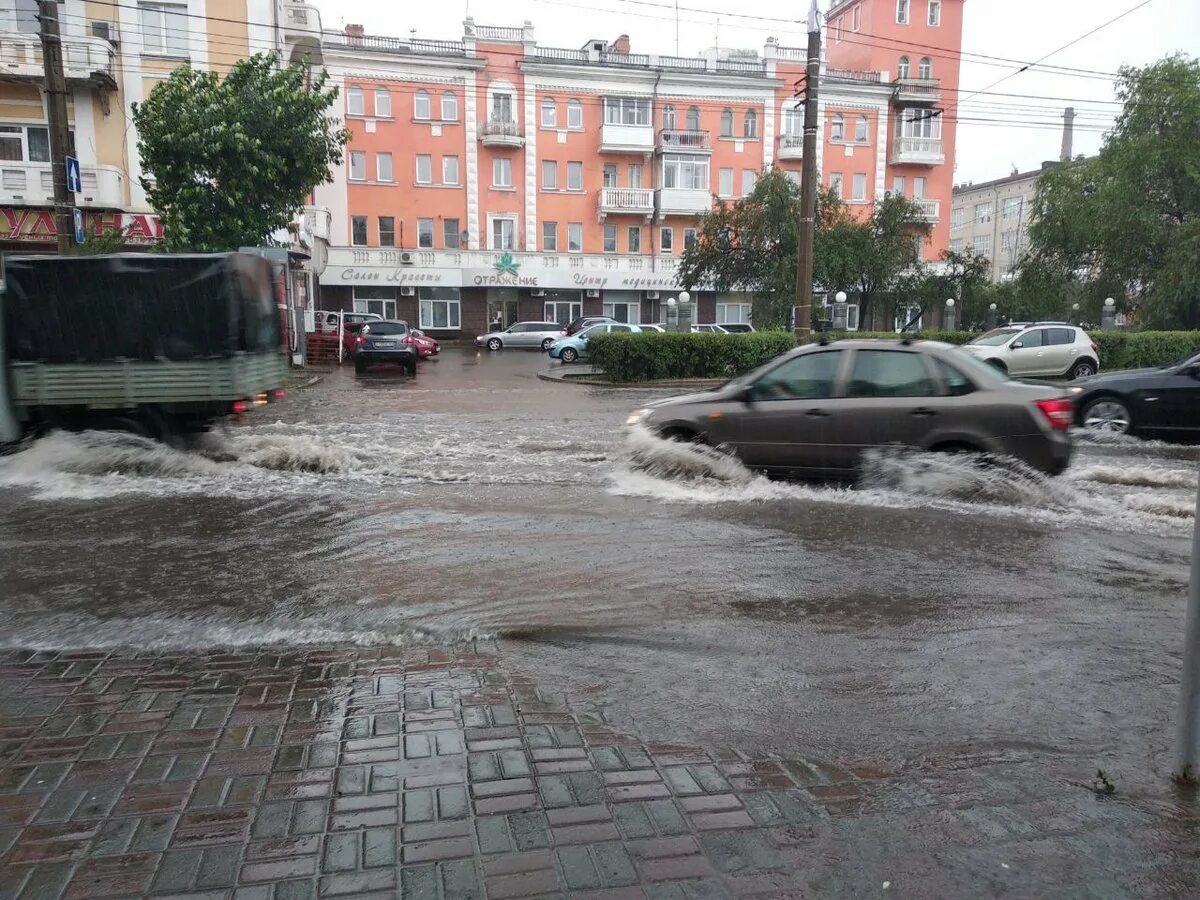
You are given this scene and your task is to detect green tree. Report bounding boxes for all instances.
[893,247,991,329]
[1027,55,1200,327]
[132,52,349,252]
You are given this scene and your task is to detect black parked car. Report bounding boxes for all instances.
[564,316,616,336]
[1074,352,1200,440]
[352,320,417,375]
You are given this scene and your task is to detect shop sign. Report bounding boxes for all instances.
[335,268,445,284]
[0,208,162,244]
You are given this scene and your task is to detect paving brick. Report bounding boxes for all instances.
[400,859,483,900]
[319,870,397,896]
[474,793,539,815]
[609,782,673,802]
[471,777,534,799]
[484,867,559,899]
[468,750,531,783]
[679,794,742,814]
[239,856,317,882]
[539,772,604,809]
[475,810,551,854]
[613,800,688,839]
[557,844,638,890]
[404,835,475,863]
[480,849,556,877]
[553,821,621,844]
[545,804,611,826]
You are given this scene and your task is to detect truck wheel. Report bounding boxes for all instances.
[95,415,153,439]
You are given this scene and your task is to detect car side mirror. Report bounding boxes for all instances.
[1010,341,1023,350]
[735,384,755,403]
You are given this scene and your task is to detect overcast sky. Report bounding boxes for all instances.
[312,0,1197,184]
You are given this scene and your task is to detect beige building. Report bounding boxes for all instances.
[949,165,1054,282]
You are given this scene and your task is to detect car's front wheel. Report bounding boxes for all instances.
[486,338,502,351]
[1069,359,1097,379]
[1082,396,1132,435]
[560,347,578,363]
[541,338,555,351]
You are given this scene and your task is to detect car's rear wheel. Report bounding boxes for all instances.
[561,347,578,363]
[1069,359,1097,379]
[1082,397,1132,434]
[486,338,502,351]
[541,338,555,351]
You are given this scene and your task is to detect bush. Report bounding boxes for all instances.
[1091,331,1200,370]
[588,331,796,382]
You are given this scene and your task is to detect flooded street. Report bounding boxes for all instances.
[1,348,1196,786]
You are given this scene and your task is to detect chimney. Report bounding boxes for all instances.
[610,34,631,54]
[345,23,364,37]
[1060,106,1075,161]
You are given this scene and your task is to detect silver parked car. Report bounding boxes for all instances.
[475,321,566,352]
[960,323,1099,379]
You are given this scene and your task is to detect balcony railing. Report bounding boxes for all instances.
[472,24,524,41]
[656,188,712,217]
[480,119,524,146]
[890,137,945,166]
[530,46,588,62]
[0,162,124,209]
[911,198,940,222]
[827,68,883,83]
[321,31,467,57]
[601,51,651,66]
[598,187,654,218]
[0,33,115,89]
[600,121,654,153]
[716,58,764,75]
[778,134,804,160]
[893,77,942,104]
[658,129,710,151]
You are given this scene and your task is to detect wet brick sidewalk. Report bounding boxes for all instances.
[2,644,1198,899]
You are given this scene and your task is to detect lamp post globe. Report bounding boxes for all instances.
[835,291,847,303]
[678,291,690,304]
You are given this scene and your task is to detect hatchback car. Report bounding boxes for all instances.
[625,339,1073,476]
[411,329,440,358]
[549,323,643,363]
[564,316,617,336]
[961,324,1099,379]
[1073,350,1200,440]
[475,321,565,352]
[352,320,418,375]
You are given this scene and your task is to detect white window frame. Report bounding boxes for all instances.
[852,173,867,202]
[602,163,618,188]
[662,154,709,190]
[975,234,992,257]
[490,87,515,124]
[743,109,758,139]
[414,90,431,120]
[718,167,734,198]
[855,115,869,143]
[741,169,757,196]
[441,92,458,121]
[895,304,923,333]
[489,215,517,250]
[974,201,993,224]
[546,300,582,324]
[1001,231,1017,254]
[0,124,51,163]
[140,2,189,56]
[566,161,583,192]
[716,302,752,325]
[829,172,844,199]
[442,155,460,185]
[896,0,909,25]
[375,89,392,119]
[417,218,434,249]
[542,160,557,191]
[568,222,583,253]
[683,228,698,251]
[378,216,395,247]
[349,151,366,181]
[918,57,933,80]
[603,223,617,253]
[376,152,393,183]
[355,289,398,320]
[660,227,673,254]
[629,164,644,189]
[603,97,650,126]
[627,225,641,253]
[928,0,941,26]
[897,56,911,79]
[567,99,583,128]
[951,206,964,227]
[892,175,906,197]
[897,107,941,139]
[493,157,513,188]
[543,221,558,251]
[949,238,964,254]
[782,105,802,137]
[415,154,432,184]
[913,176,927,199]
[830,113,845,142]
[346,85,364,116]
[720,109,733,137]
[1003,197,1023,220]
[419,289,461,330]
[541,97,557,128]
[662,104,676,131]
[444,219,461,249]
[350,215,368,246]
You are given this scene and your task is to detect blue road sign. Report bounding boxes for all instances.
[72,208,85,245]
[65,156,81,194]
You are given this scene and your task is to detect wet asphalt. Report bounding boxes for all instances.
[0,347,1196,793]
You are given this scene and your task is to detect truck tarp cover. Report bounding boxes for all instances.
[3,252,280,363]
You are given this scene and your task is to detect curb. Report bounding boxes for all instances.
[537,368,722,390]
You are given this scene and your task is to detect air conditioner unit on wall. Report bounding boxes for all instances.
[399,286,416,296]
[399,251,415,265]
[91,21,119,44]
[586,289,601,298]
[530,288,546,297]
[646,290,660,300]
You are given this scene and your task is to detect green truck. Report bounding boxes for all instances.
[0,252,288,444]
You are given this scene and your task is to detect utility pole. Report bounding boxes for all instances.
[39,1,73,254]
[793,0,821,340]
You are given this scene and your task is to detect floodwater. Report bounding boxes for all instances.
[0,348,1194,784]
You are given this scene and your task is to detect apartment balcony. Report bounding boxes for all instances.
[656,187,712,217]
[892,77,942,105]
[280,2,323,64]
[0,33,116,91]
[480,119,524,147]
[890,137,945,166]
[911,198,940,222]
[657,129,710,152]
[0,162,125,209]
[598,187,654,221]
[600,122,654,154]
[777,134,804,160]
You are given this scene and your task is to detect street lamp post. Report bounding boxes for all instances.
[986,302,998,329]
[832,290,849,331]
[1071,302,1080,326]
[944,298,956,332]
[677,290,693,333]
[1102,297,1116,331]
[666,297,678,331]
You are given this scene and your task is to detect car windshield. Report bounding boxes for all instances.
[577,325,604,338]
[948,345,1010,382]
[970,328,1022,346]
[364,322,406,335]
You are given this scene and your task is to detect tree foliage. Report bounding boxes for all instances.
[1027,54,1200,327]
[132,52,349,252]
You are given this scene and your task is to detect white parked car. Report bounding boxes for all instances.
[690,324,729,334]
[475,321,566,352]
[960,323,1099,379]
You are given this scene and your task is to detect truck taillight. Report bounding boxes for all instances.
[231,399,249,414]
[1034,398,1073,431]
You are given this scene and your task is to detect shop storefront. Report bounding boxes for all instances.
[486,288,518,331]
[0,207,161,261]
[541,290,583,327]
[602,290,640,324]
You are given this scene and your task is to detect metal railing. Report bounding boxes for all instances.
[827,68,883,83]
[659,55,705,70]
[599,187,654,210]
[531,46,588,62]
[658,129,711,150]
[481,120,523,139]
[893,77,942,100]
[715,58,764,74]
[322,32,467,56]
[601,51,651,66]
[775,46,807,60]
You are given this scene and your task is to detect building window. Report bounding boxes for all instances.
[541,97,557,127]
[662,154,709,190]
[346,85,364,116]
[490,217,516,250]
[542,160,557,190]
[782,105,801,137]
[855,115,869,142]
[351,216,367,246]
[12,0,37,33]
[567,99,583,128]
[897,56,910,79]
[629,164,643,188]
[415,154,432,184]
[892,175,906,196]
[603,164,618,188]
[830,113,845,142]
[349,151,366,181]
[417,218,434,248]
[444,219,461,249]
[720,108,733,137]
[785,170,802,187]
[568,222,583,252]
[603,97,650,126]
[743,109,758,139]
[951,206,964,226]
[897,107,941,139]
[419,287,461,330]
[949,238,964,254]
[141,2,189,55]
[1001,231,1018,254]
[975,234,992,258]
[0,124,51,162]
[662,104,676,130]
[716,302,752,325]
[928,0,941,26]
[546,301,582,325]
[543,222,558,251]
[378,216,395,247]
[718,167,734,197]
[375,152,393,182]
[913,176,927,198]
[683,228,697,250]
[354,288,398,320]
[852,4,861,30]
[604,298,639,323]
[442,92,458,121]
[896,0,909,25]
[660,227,673,254]
[919,57,933,79]
[567,161,583,191]
[375,89,391,118]
[493,157,513,188]
[895,305,923,332]
[443,155,460,185]
[603,224,617,253]
[974,202,993,223]
[492,92,514,123]
[742,169,757,196]
[1003,197,1023,220]
[414,90,431,120]
[836,16,844,42]
[829,172,844,198]
[686,106,700,131]
[627,225,641,253]
[852,173,867,202]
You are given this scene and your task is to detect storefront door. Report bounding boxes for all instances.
[603,291,641,324]
[487,289,519,331]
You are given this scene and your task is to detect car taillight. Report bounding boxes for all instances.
[273,389,285,400]
[1090,342,1099,354]
[231,399,249,414]
[1034,398,1073,431]
[404,336,414,345]
[356,335,366,345]
[560,330,567,336]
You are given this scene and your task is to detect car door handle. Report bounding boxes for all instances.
[805,408,830,417]
[911,407,937,417]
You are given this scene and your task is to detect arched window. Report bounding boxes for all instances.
[897,55,910,79]
[662,104,676,130]
[720,108,733,137]
[743,109,758,139]
[541,96,557,127]
[855,115,869,142]
[414,89,430,120]
[441,91,458,121]
[686,106,700,131]
[567,98,583,128]
[918,56,933,79]
[830,113,844,142]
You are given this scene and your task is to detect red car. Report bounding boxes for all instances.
[411,329,440,358]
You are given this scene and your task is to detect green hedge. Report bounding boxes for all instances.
[588,332,796,382]
[1090,331,1200,370]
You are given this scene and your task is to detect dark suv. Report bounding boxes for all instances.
[564,316,616,336]
[352,320,418,375]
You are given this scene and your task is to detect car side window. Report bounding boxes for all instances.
[846,350,937,398]
[751,351,842,401]
[1048,328,1074,345]
[611,325,633,332]
[933,358,975,396]
[1016,329,1044,348]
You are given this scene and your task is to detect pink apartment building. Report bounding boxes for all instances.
[298,0,963,338]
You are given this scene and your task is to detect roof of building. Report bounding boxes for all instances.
[952,162,1060,197]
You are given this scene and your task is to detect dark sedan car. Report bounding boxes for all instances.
[564,316,616,336]
[352,320,418,375]
[1074,352,1200,440]
[625,339,1075,477]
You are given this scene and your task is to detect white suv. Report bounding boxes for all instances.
[961,323,1099,379]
